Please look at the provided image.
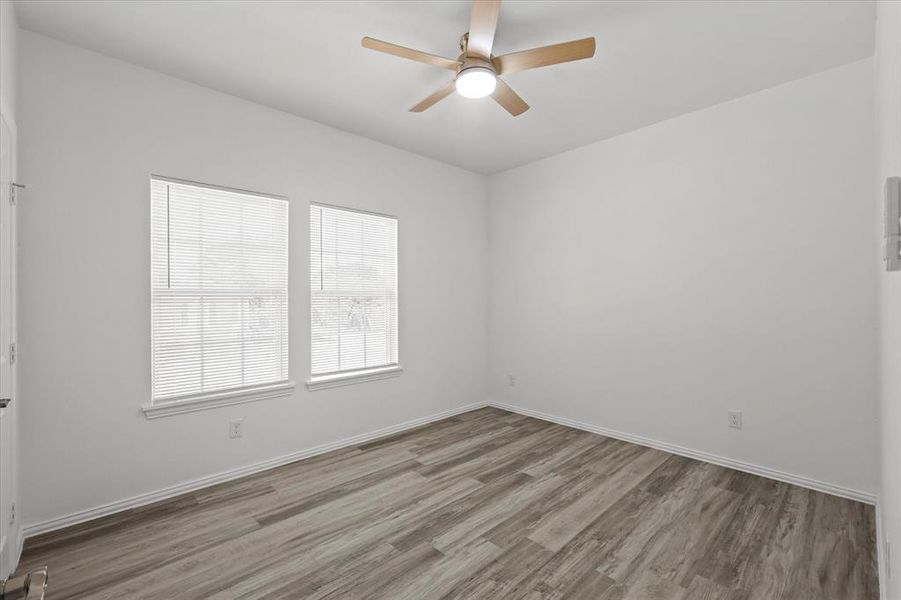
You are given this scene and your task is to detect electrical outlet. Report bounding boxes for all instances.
[229,418,244,439]
[728,410,742,429]
[9,502,14,526]
[508,374,516,387]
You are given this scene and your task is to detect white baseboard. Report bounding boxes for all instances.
[22,398,876,541]
[488,400,877,506]
[22,402,489,539]
[876,502,886,600]
[0,524,22,580]
[13,526,23,574]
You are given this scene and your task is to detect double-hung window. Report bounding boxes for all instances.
[147,177,291,416]
[308,203,399,389]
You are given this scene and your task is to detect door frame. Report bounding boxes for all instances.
[0,90,21,580]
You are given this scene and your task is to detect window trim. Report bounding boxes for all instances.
[142,380,297,419]
[310,200,396,220]
[306,365,403,392]
[152,174,289,202]
[147,175,291,418]
[308,202,400,388]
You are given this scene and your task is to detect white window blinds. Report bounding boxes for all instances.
[310,204,398,377]
[151,177,289,403]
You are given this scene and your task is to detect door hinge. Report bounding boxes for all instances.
[9,182,27,205]
[9,342,15,365]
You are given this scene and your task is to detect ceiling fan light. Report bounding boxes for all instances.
[455,67,497,99]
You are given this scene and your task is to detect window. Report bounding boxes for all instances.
[147,177,291,416]
[308,203,399,389]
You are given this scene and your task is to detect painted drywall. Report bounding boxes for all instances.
[16,32,488,528]
[488,59,879,498]
[876,1,901,596]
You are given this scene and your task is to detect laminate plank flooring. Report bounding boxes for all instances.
[13,407,878,599]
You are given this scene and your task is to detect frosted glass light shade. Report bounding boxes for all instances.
[455,68,497,98]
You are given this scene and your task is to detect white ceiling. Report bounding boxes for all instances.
[15,0,875,174]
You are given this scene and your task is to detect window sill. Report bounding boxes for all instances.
[306,365,403,391]
[142,381,296,419]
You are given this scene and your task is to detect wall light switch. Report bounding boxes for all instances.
[885,176,900,272]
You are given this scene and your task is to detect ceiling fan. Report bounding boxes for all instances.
[361,0,596,116]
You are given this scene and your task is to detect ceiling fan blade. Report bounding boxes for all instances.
[362,37,461,71]
[410,81,457,112]
[493,37,596,75]
[467,0,502,59]
[492,79,529,116]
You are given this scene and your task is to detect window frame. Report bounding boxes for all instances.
[306,202,402,391]
[143,175,295,419]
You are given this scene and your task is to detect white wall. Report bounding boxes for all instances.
[0,0,16,115]
[17,32,488,528]
[488,59,878,498]
[876,1,901,597]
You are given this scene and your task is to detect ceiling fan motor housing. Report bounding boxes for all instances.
[456,56,496,77]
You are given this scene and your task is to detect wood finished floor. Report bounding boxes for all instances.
[14,407,877,600]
